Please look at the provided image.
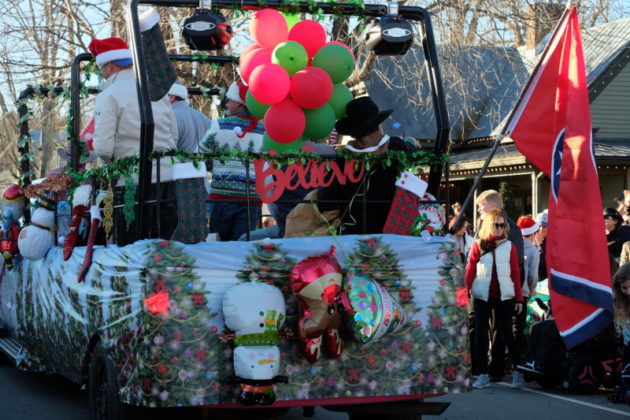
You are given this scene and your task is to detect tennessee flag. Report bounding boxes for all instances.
[506,6,613,348]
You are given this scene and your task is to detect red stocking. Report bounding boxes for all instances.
[63,184,92,261]
[77,206,101,282]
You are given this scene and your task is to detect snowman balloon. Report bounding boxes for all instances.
[222,281,288,405]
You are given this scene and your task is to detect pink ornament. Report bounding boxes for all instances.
[250,9,288,49]
[264,98,306,143]
[289,67,333,109]
[288,20,327,57]
[249,63,290,105]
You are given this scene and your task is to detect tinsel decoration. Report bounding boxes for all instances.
[123,175,137,230]
[24,173,73,199]
[102,187,114,240]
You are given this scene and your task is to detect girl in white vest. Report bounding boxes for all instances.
[465,209,524,389]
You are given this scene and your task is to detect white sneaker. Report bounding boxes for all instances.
[511,371,525,388]
[473,374,491,389]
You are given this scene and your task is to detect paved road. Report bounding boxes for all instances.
[1,357,630,420]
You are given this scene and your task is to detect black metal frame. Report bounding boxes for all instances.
[129,0,451,239]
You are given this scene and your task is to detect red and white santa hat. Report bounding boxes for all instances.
[88,37,133,68]
[225,82,247,105]
[517,216,539,236]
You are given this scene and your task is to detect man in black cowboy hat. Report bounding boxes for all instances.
[317,96,418,234]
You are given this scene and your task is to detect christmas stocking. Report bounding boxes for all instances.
[63,184,92,261]
[383,171,428,235]
[139,8,176,101]
[77,204,102,283]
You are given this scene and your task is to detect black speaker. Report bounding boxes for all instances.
[181,8,233,51]
[364,15,414,56]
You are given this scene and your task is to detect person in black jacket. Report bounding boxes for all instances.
[317,97,417,235]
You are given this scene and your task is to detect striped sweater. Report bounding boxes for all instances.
[199,113,264,203]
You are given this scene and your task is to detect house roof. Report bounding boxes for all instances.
[366,16,630,144]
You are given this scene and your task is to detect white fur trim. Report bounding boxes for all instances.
[90,205,102,222]
[95,49,132,67]
[139,7,160,32]
[226,83,246,105]
[344,135,390,153]
[72,184,93,207]
[520,222,539,236]
[168,83,188,100]
[395,171,428,198]
[173,162,208,180]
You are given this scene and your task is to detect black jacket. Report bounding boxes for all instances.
[317,137,416,235]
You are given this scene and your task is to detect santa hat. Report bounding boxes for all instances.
[517,216,539,236]
[168,82,188,100]
[88,37,133,68]
[226,82,247,105]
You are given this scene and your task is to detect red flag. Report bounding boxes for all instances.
[506,6,613,348]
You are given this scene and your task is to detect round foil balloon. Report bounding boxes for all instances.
[344,271,408,346]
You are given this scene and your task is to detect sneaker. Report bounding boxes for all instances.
[473,374,491,389]
[516,360,543,375]
[511,371,525,388]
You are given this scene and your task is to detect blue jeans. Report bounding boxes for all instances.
[238,225,280,241]
[210,202,261,241]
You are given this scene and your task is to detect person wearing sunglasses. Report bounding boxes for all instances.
[465,209,524,389]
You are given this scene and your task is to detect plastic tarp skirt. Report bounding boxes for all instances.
[0,235,470,407]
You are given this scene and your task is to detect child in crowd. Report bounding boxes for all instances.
[465,209,524,389]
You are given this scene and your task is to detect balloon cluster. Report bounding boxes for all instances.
[241,9,355,153]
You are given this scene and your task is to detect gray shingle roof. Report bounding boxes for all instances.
[366,17,630,143]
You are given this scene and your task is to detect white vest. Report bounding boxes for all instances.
[471,239,515,301]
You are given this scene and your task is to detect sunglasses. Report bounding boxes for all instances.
[494,223,506,229]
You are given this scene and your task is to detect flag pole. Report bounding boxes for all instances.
[451,2,576,232]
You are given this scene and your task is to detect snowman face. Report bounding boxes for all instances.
[233,346,280,380]
[223,282,285,335]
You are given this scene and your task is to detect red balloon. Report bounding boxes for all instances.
[290,67,333,109]
[241,43,263,58]
[326,41,354,58]
[239,47,272,85]
[250,9,288,49]
[249,63,291,105]
[264,99,306,143]
[288,20,327,58]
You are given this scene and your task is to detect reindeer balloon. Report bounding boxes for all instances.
[289,246,349,364]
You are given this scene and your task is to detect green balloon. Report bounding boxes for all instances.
[246,90,270,119]
[281,12,301,29]
[303,104,336,140]
[328,83,353,119]
[263,133,304,153]
[271,41,308,77]
[312,44,355,83]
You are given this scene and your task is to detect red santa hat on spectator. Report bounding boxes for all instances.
[88,37,133,68]
[517,216,539,236]
[225,82,247,105]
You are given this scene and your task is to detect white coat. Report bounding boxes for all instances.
[93,68,178,182]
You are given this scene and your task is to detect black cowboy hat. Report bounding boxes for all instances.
[335,96,393,138]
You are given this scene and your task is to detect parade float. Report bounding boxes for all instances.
[0,1,466,419]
